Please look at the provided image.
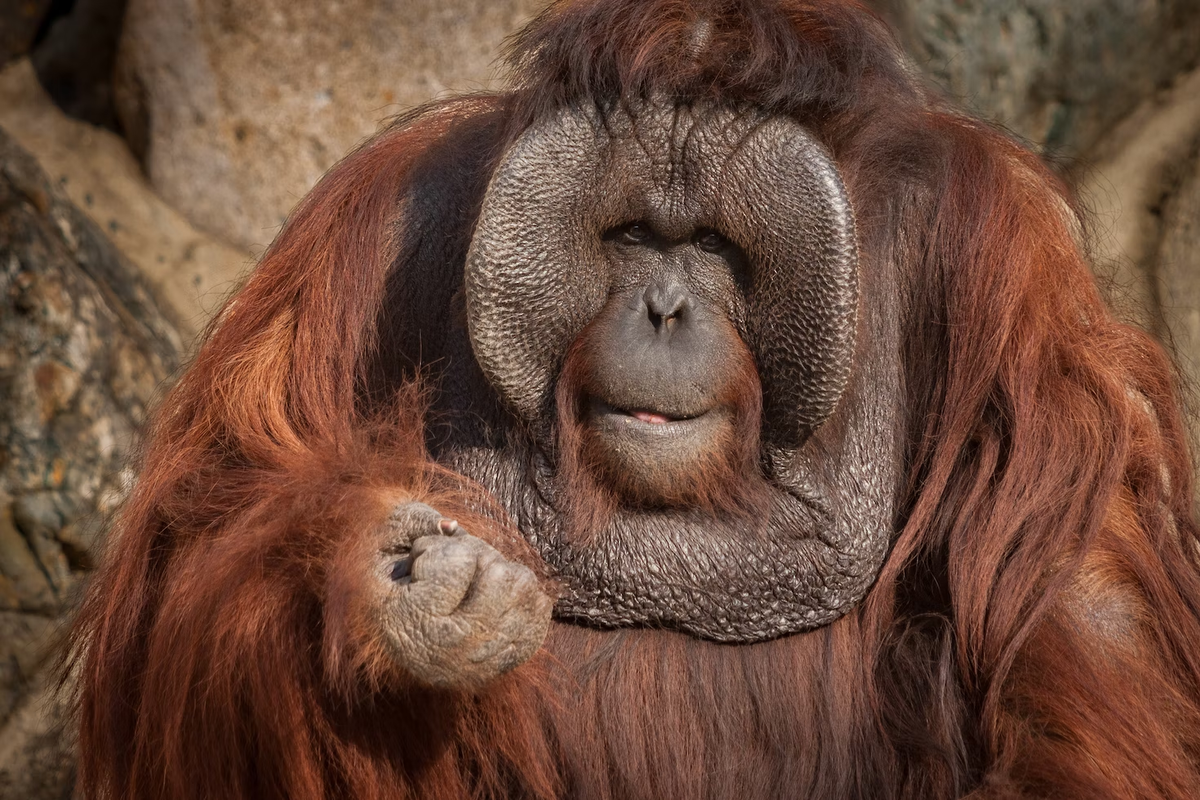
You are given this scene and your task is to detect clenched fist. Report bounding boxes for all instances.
[368,502,553,691]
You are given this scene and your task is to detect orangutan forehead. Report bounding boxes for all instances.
[520,99,828,241]
[586,101,775,208]
[593,100,772,161]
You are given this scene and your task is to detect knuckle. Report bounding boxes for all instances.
[379,502,443,549]
[454,530,496,556]
[443,537,477,559]
[408,533,445,559]
[389,501,440,521]
[383,594,545,690]
[508,562,539,588]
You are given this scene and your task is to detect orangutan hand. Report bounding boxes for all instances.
[371,502,552,691]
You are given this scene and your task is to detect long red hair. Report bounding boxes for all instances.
[71,2,1200,798]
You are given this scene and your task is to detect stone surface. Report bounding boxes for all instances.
[0,661,75,800]
[0,58,251,343]
[896,0,1200,159]
[1078,66,1200,455]
[1153,146,1200,455]
[1078,68,1200,326]
[0,0,51,68]
[31,0,128,131]
[108,0,1200,249]
[0,126,181,799]
[114,0,545,250]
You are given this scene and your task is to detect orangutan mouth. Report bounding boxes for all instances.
[629,409,674,424]
[588,399,712,430]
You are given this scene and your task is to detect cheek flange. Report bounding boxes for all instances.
[462,101,882,643]
[715,121,859,450]
[464,110,609,431]
[466,104,858,452]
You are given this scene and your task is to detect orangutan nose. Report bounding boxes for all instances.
[644,282,692,331]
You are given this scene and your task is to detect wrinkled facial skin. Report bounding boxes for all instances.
[563,228,761,507]
[461,100,903,642]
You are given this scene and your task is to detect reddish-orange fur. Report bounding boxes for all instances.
[72,1,1200,798]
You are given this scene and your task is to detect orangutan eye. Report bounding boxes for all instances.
[617,222,654,245]
[695,229,728,253]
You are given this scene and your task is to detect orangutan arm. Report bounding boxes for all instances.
[969,511,1200,799]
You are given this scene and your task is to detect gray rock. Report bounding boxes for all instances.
[894,0,1200,158]
[0,125,181,799]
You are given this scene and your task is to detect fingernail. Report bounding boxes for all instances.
[439,518,460,535]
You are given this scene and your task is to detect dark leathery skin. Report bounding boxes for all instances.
[460,99,897,642]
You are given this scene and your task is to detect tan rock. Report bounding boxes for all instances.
[0,58,250,344]
[1156,155,1200,452]
[1077,66,1200,457]
[1078,68,1200,323]
[114,0,544,251]
[0,125,183,800]
[0,499,55,615]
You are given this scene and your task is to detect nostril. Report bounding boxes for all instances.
[643,282,691,329]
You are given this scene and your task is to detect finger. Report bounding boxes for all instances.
[407,536,481,615]
[379,502,442,552]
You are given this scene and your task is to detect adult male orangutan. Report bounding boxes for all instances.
[73,0,1200,798]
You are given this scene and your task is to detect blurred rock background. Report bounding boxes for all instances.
[0,0,1197,795]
